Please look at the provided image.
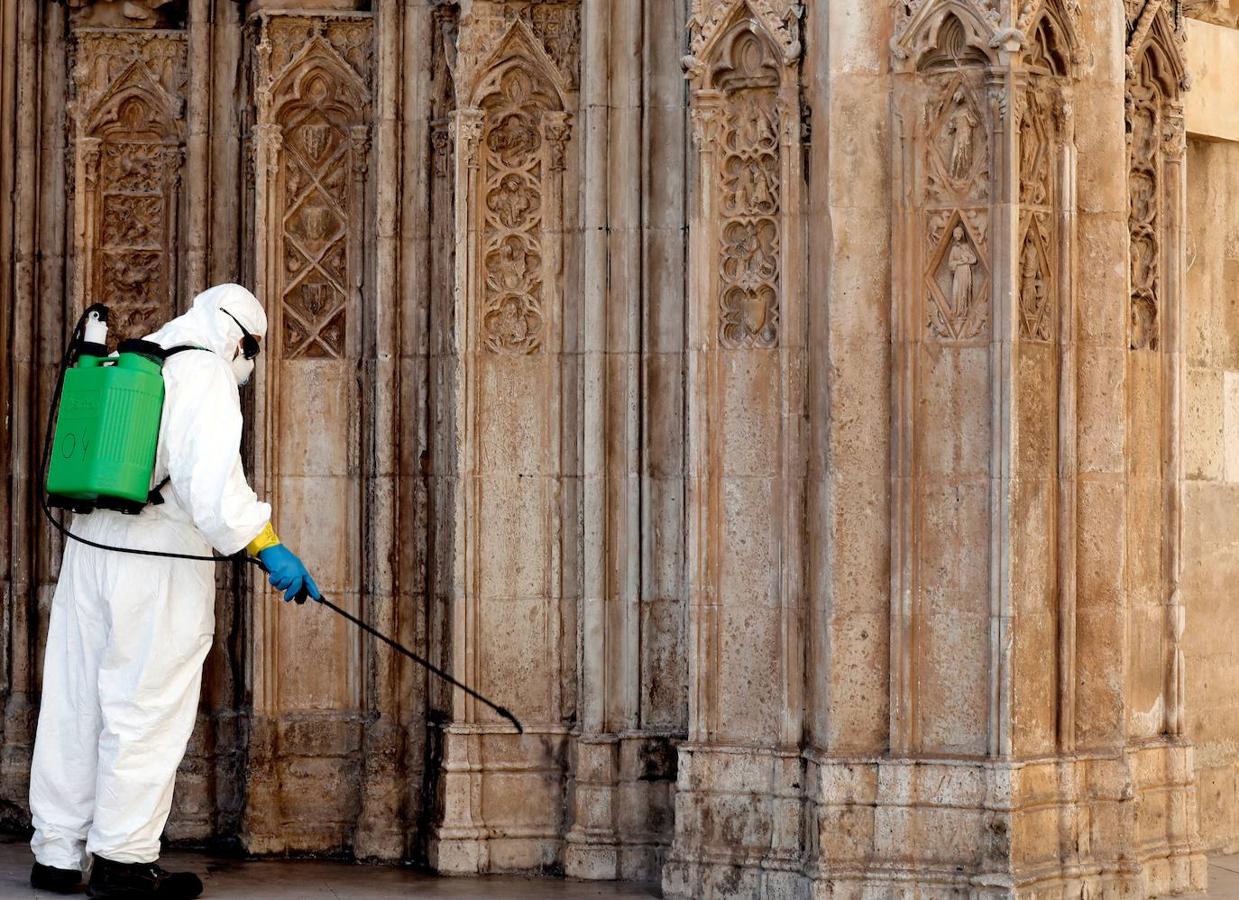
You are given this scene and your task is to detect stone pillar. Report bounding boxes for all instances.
[563,0,680,882]
[791,1,1205,895]
[663,1,807,895]
[244,8,375,854]
[429,0,580,873]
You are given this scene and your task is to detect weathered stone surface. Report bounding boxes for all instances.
[1,0,1238,894]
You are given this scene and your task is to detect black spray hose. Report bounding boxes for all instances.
[38,306,524,734]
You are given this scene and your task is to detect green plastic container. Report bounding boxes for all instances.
[46,342,165,514]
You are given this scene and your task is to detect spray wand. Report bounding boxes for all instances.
[39,305,523,734]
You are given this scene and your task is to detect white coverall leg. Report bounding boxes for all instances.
[29,283,272,871]
[31,511,214,868]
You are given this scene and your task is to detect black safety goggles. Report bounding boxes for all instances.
[220,308,261,360]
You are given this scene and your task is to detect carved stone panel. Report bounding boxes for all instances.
[1017,80,1062,344]
[478,67,554,354]
[715,31,781,349]
[72,29,186,336]
[257,16,371,359]
[891,1,1079,761]
[921,73,991,342]
[1124,0,1188,743]
[683,0,804,746]
[1128,55,1166,351]
[68,0,185,29]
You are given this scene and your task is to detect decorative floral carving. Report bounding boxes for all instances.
[1128,54,1163,352]
[256,16,372,360]
[685,0,802,77]
[706,22,784,349]
[456,3,580,99]
[477,65,559,354]
[73,30,186,338]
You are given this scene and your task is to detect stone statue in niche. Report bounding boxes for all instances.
[948,227,977,318]
[927,222,987,341]
[926,78,988,205]
[1019,230,1052,341]
[945,89,978,182]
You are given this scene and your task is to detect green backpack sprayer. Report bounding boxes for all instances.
[41,303,522,732]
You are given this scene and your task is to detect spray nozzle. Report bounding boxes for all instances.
[80,303,110,350]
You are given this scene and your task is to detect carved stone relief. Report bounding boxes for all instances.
[458,11,573,357]
[716,29,781,348]
[1128,58,1163,351]
[72,29,187,336]
[456,2,580,96]
[922,73,990,341]
[68,0,184,29]
[255,16,372,359]
[686,2,799,351]
[478,67,554,354]
[1125,5,1185,352]
[1017,78,1062,344]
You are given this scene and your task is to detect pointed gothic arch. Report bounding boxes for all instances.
[71,30,187,338]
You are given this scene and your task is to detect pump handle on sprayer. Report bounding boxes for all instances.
[40,305,524,734]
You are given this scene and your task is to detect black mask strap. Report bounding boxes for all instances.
[220,308,261,360]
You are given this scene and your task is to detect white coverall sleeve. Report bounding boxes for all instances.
[163,356,271,555]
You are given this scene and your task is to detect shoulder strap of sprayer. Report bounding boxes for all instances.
[160,344,209,359]
[145,345,209,506]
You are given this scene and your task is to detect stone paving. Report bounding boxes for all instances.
[11,836,1239,899]
[0,838,660,899]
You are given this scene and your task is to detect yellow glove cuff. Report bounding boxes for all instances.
[246,522,281,557]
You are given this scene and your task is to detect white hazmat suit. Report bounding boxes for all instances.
[30,284,271,871]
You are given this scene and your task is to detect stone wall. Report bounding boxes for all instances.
[1185,135,1239,853]
[1,0,1236,896]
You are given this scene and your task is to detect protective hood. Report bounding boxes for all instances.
[145,283,267,359]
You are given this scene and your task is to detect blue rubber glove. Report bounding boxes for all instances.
[257,544,321,603]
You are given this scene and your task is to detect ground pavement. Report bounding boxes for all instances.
[6,838,1239,898]
[0,836,659,899]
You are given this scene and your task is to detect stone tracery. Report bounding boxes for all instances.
[477,64,555,354]
[72,29,186,338]
[255,16,371,360]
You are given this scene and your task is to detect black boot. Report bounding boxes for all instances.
[31,861,83,894]
[87,856,203,900]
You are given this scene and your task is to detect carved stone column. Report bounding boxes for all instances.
[428,1,580,873]
[243,9,375,854]
[788,1,1202,894]
[562,0,680,882]
[663,2,807,896]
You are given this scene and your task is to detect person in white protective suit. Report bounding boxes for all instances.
[28,284,320,900]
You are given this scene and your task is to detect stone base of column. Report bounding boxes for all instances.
[428,723,568,874]
[801,742,1205,898]
[662,741,1204,898]
[240,711,364,855]
[661,744,805,898]
[563,732,677,881]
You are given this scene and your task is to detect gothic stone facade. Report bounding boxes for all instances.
[3,0,1239,896]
